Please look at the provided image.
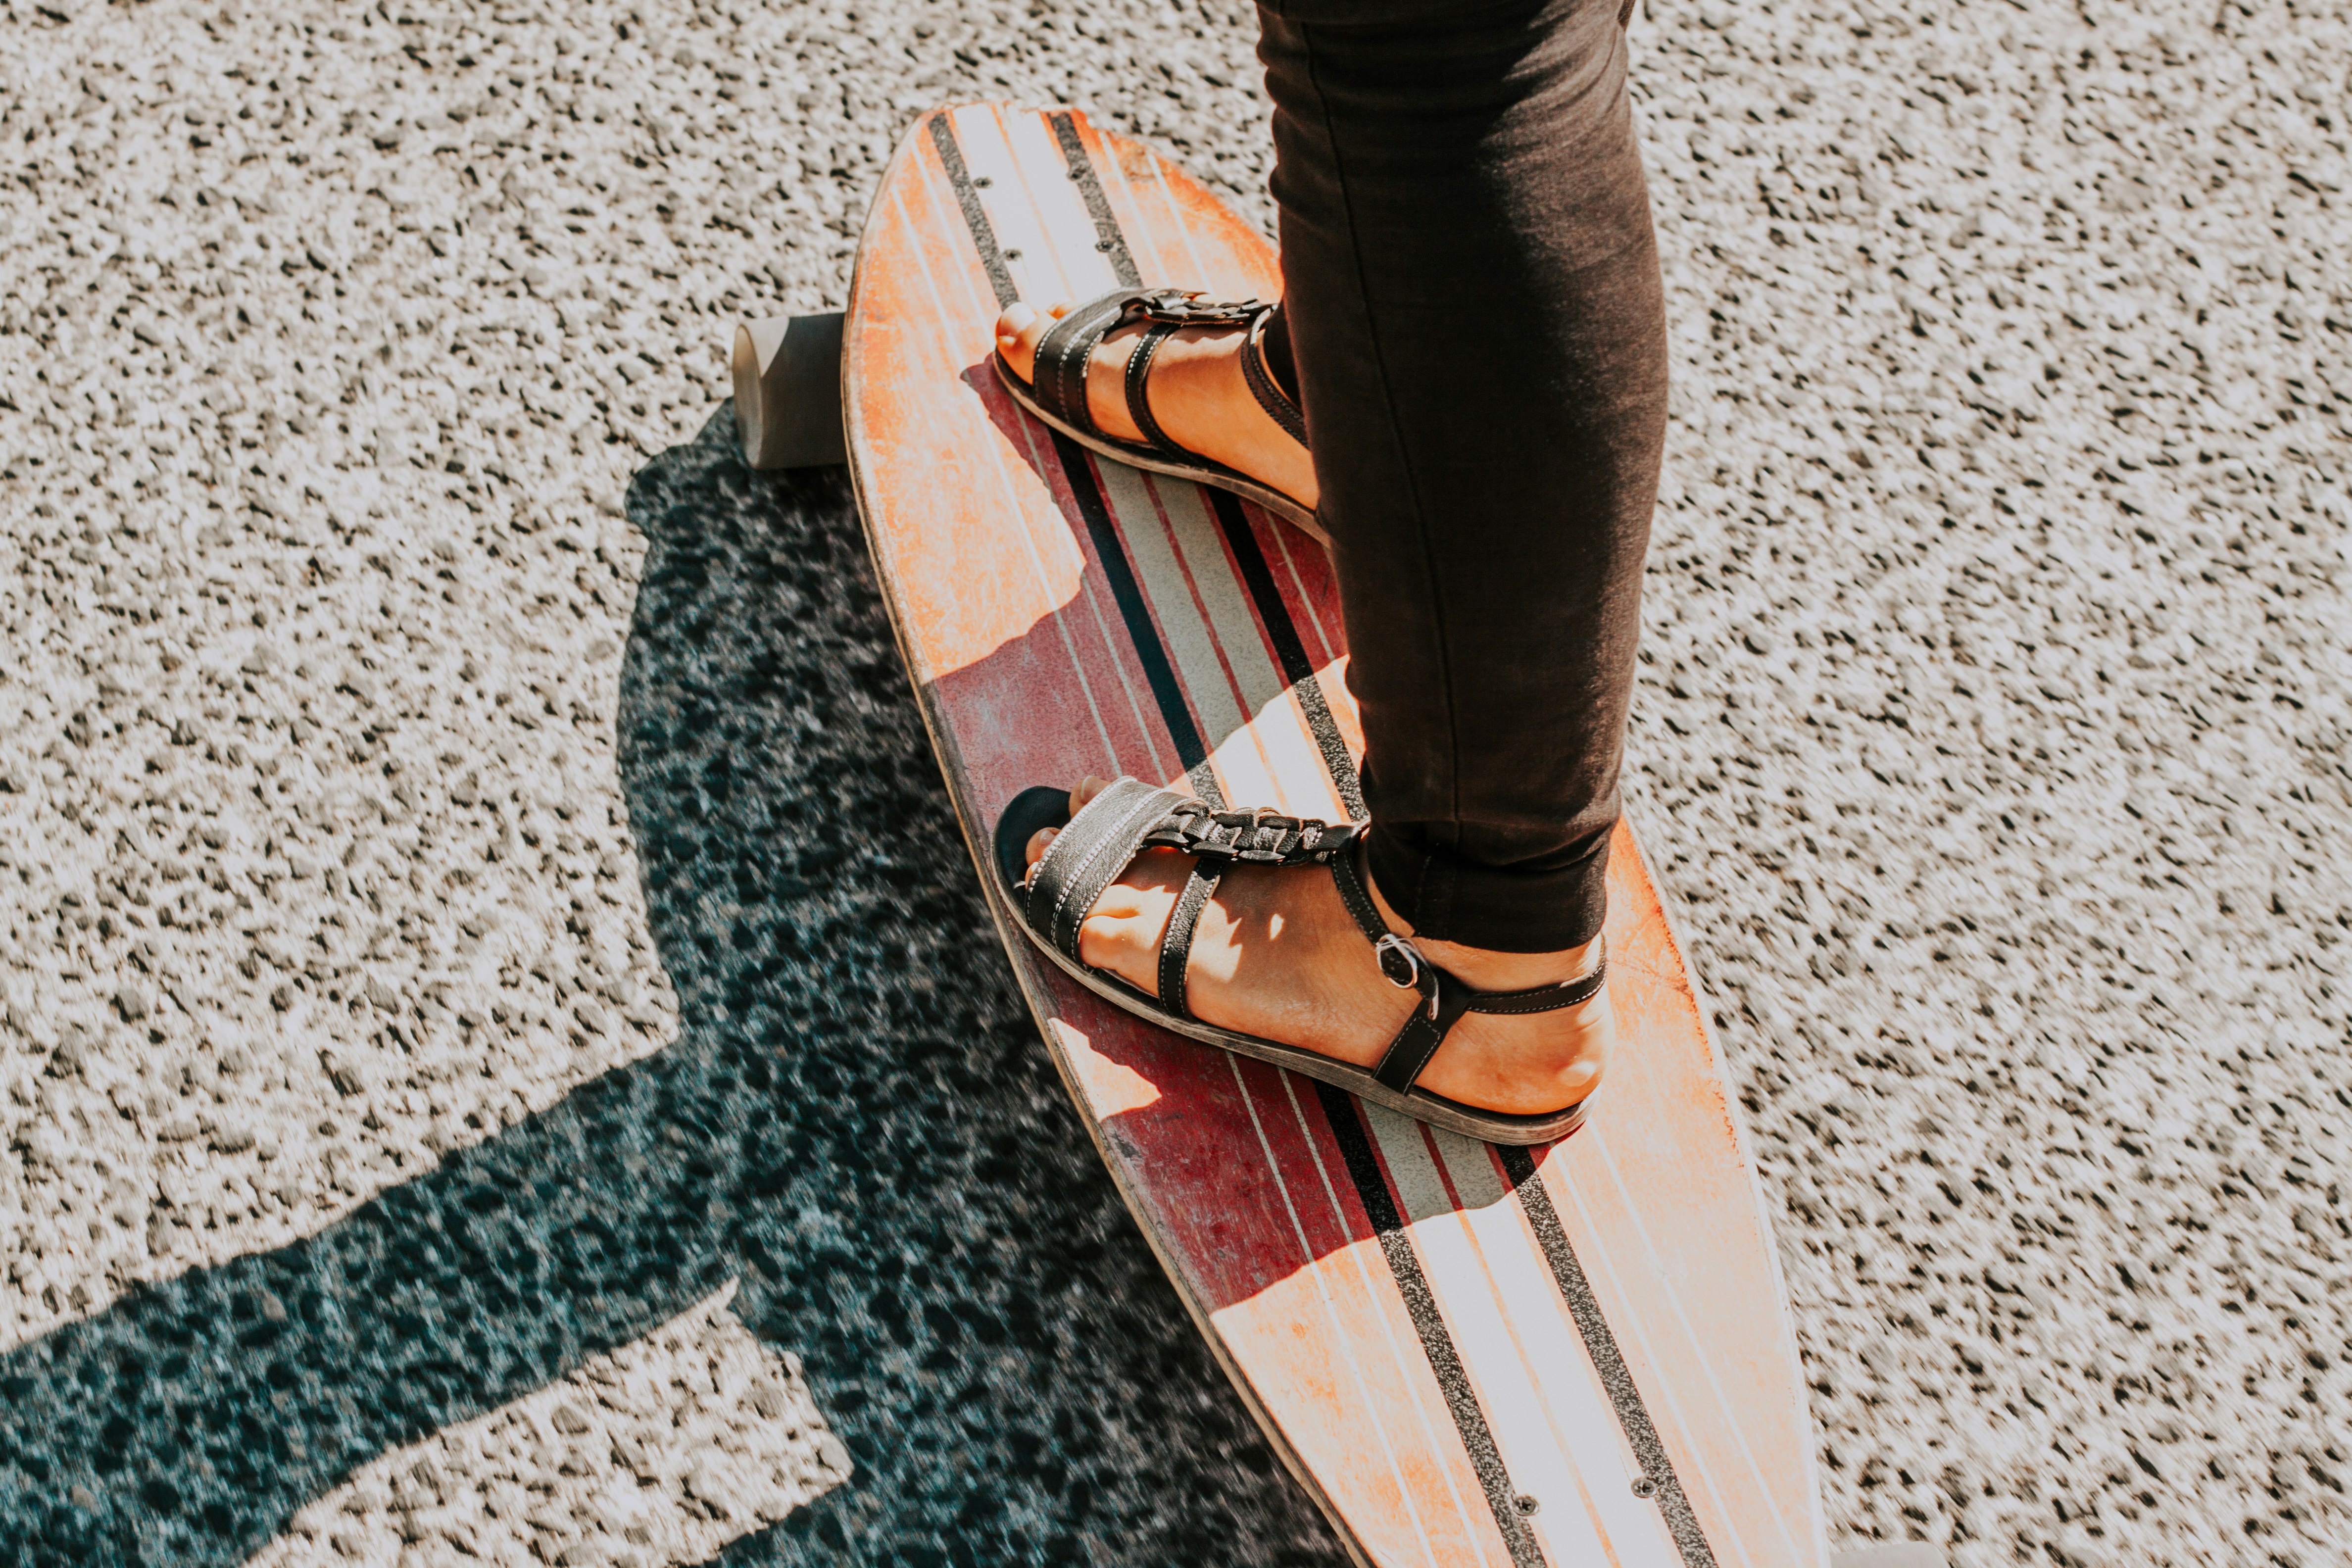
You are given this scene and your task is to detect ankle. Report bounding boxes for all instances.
[1417,932,1603,993]
[1366,877,1602,992]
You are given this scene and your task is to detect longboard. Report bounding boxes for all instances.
[807,101,1832,1568]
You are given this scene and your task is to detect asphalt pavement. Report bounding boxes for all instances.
[1,0,2348,1564]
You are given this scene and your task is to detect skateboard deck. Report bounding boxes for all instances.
[839,101,1831,1568]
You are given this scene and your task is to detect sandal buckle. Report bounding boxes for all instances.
[1135,289,1264,327]
[1374,933,1422,991]
[1375,935,1439,1019]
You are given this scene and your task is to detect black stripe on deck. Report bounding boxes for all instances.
[1049,432,1223,806]
[927,114,1017,310]
[1049,110,1144,290]
[1316,1083,1546,1568]
[1205,490,1367,823]
[1498,1145,1719,1568]
[1042,112,1212,807]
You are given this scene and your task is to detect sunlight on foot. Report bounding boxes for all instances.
[1026,778,1609,1117]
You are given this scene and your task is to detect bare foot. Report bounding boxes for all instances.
[995,299,1319,514]
[1025,779,1609,1118]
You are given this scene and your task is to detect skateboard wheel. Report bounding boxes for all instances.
[732,311,846,470]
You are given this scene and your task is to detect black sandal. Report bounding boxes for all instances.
[992,287,1325,546]
[991,778,1605,1145]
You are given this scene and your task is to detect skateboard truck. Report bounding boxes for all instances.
[732,311,846,470]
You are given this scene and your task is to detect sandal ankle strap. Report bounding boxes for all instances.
[1330,841,1607,1096]
[1241,307,1310,449]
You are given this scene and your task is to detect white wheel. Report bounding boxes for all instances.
[732,312,845,470]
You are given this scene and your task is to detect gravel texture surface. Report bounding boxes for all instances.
[0,0,2346,1565]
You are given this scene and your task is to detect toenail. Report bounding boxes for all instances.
[1002,303,1036,332]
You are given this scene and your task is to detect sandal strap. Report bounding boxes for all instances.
[1124,321,1184,456]
[1132,289,1269,328]
[1331,842,1609,1096]
[1031,287,1290,454]
[1132,795,1364,867]
[1026,780,1608,1091]
[1159,865,1221,1014]
[1024,778,1366,1001]
[1328,842,1385,944]
[1031,287,1155,434]
[1021,776,1186,961]
[1241,309,1310,450]
[1370,937,1608,1096]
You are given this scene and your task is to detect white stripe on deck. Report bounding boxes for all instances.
[951,105,1124,307]
[243,1282,845,1568]
[1220,1058,1451,1568]
[890,152,1137,779]
[1103,469,1336,818]
[1572,1125,1810,1568]
[1551,1155,1759,1568]
[1146,476,1349,823]
[1366,1109,1688,1568]
[1091,460,1249,757]
[1275,1075,1505,1566]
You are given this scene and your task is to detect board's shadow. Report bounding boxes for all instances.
[0,406,1346,1568]
[621,407,1347,1566]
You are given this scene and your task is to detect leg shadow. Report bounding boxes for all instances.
[0,407,1345,1568]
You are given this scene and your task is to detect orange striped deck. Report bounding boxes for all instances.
[844,102,1829,1568]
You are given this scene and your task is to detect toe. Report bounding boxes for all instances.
[1024,780,1110,868]
[994,302,1038,377]
[993,300,1072,383]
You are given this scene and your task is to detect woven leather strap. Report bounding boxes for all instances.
[1135,797,1364,867]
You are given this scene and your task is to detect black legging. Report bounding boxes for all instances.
[1256,0,1666,954]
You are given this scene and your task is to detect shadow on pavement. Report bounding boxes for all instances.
[0,408,1346,1568]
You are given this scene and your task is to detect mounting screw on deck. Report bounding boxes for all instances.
[731,311,846,471]
[1512,1494,1541,1517]
[1630,1474,1659,1499]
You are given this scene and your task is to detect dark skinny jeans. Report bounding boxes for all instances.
[1255,0,1667,953]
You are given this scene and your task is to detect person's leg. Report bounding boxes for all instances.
[1260,0,1667,955]
[999,0,1663,1116]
